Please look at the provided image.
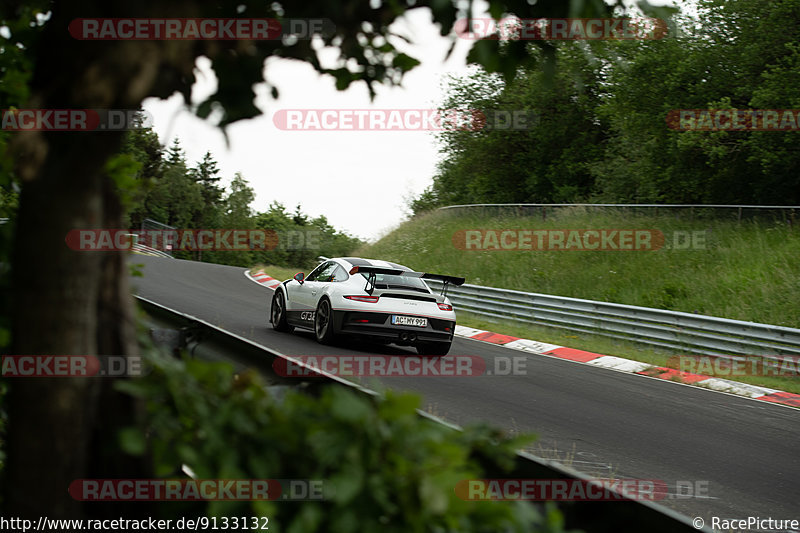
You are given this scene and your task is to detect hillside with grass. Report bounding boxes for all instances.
[355,208,800,329]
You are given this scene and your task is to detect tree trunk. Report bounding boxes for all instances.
[3,0,198,516]
[6,127,130,515]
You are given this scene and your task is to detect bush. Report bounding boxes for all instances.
[117,351,578,532]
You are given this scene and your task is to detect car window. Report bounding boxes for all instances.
[359,272,430,292]
[305,262,331,282]
[307,262,338,282]
[304,262,328,282]
[331,265,348,282]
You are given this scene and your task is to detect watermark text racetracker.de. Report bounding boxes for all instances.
[1,355,149,377]
[274,354,527,377]
[454,17,667,40]
[455,478,668,501]
[272,108,538,131]
[68,478,327,502]
[68,17,335,40]
[670,355,800,378]
[457,479,711,502]
[667,109,800,131]
[0,109,152,131]
[452,229,709,251]
[65,228,323,252]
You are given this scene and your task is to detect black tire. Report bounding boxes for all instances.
[416,341,451,356]
[271,290,293,332]
[314,298,336,344]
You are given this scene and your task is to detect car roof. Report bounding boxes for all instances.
[336,257,412,271]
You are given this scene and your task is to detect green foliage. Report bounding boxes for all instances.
[118,129,364,268]
[251,202,363,270]
[115,0,634,128]
[117,350,576,532]
[106,153,143,211]
[420,44,608,210]
[0,378,6,474]
[411,0,800,214]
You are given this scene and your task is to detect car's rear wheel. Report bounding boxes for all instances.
[271,290,293,332]
[315,298,336,344]
[416,341,451,356]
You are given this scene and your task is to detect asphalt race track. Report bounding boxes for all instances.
[130,255,800,524]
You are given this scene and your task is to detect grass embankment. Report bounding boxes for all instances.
[352,208,800,394]
[251,264,302,282]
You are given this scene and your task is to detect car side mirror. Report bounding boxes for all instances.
[294,272,305,284]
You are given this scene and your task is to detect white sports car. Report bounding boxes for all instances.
[269,257,465,355]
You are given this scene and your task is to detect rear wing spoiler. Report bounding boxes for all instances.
[349,265,465,297]
[349,266,405,276]
[420,273,466,286]
[419,273,465,298]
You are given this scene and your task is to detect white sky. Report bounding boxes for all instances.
[142,2,678,242]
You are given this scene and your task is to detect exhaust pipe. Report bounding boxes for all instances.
[399,332,408,342]
[408,333,417,342]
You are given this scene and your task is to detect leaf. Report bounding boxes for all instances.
[330,388,371,423]
[466,39,502,74]
[118,427,146,456]
[392,52,421,72]
[329,466,364,504]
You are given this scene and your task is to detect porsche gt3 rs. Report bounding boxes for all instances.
[269,257,465,356]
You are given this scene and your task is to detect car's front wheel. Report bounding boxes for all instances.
[314,298,336,344]
[416,341,451,356]
[271,290,293,332]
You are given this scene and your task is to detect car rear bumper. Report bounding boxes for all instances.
[332,309,455,344]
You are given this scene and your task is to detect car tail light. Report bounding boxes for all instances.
[437,303,453,311]
[345,295,380,303]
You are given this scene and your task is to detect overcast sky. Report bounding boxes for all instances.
[142,1,678,242]
[142,8,476,242]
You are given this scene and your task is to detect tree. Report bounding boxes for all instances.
[190,151,224,212]
[592,0,800,204]
[122,127,165,228]
[224,172,255,225]
[417,43,608,211]
[213,172,255,265]
[411,0,800,212]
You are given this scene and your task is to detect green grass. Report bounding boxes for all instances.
[356,208,800,328]
[250,264,303,282]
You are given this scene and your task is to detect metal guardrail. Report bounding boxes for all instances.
[135,294,709,532]
[426,280,800,357]
[131,243,174,258]
[125,232,174,259]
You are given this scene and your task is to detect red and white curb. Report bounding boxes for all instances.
[454,325,800,409]
[245,269,800,409]
[245,269,281,289]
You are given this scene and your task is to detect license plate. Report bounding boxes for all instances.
[391,315,428,327]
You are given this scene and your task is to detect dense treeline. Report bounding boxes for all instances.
[120,129,363,267]
[411,0,800,213]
